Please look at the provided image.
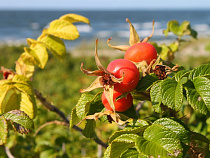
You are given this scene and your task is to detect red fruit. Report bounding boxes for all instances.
[102,91,133,112]
[107,59,139,93]
[124,42,157,65]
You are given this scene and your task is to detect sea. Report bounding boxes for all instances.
[0,10,210,50]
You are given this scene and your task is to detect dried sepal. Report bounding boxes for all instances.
[80,63,104,76]
[107,38,130,51]
[142,19,155,42]
[126,18,140,46]
[76,110,133,126]
[104,86,116,114]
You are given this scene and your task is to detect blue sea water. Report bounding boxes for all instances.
[0,10,210,49]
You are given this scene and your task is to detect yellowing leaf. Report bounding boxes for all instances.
[12,75,37,119]
[38,35,66,61]
[47,19,79,40]
[25,43,49,69]
[60,13,90,26]
[16,56,35,78]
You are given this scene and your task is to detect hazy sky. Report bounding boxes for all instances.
[1,0,210,10]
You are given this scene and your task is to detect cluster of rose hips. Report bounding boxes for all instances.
[80,19,157,122]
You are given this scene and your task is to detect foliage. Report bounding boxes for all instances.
[0,13,210,158]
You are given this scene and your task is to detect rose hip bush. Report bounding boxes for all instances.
[0,13,210,158]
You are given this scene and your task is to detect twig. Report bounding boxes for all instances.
[34,89,108,148]
[34,120,68,136]
[5,146,15,158]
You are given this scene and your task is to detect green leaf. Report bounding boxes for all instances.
[69,107,80,130]
[76,92,103,119]
[174,70,190,81]
[153,118,190,144]
[59,13,90,25]
[24,43,49,69]
[0,115,8,145]
[188,63,210,80]
[109,119,149,143]
[76,93,94,119]
[47,19,79,40]
[161,78,187,111]
[163,20,197,38]
[150,81,162,113]
[3,110,34,134]
[38,35,66,61]
[136,74,158,92]
[186,76,210,115]
[104,134,139,158]
[136,124,183,158]
[121,148,145,158]
[82,119,96,138]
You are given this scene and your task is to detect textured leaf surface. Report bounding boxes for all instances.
[150,81,162,112]
[161,78,187,111]
[104,134,139,158]
[82,119,96,138]
[153,118,190,144]
[188,63,210,80]
[47,19,79,40]
[0,116,8,145]
[186,76,210,115]
[4,110,34,134]
[109,119,149,143]
[76,92,103,119]
[136,124,183,158]
[39,35,66,61]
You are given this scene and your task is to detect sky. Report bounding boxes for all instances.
[0,0,210,10]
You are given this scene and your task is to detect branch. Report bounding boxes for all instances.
[34,120,68,136]
[34,89,108,148]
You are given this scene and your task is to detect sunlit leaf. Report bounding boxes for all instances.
[3,110,34,134]
[15,55,35,78]
[186,76,210,116]
[136,124,183,157]
[38,34,66,61]
[150,81,162,113]
[109,119,149,143]
[153,118,190,144]
[47,19,79,40]
[24,43,49,69]
[12,75,37,119]
[76,92,103,119]
[188,63,210,80]
[59,13,90,25]
[161,78,187,111]
[163,20,197,38]
[0,115,8,145]
[104,134,139,158]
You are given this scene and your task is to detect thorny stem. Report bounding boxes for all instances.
[34,89,108,148]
